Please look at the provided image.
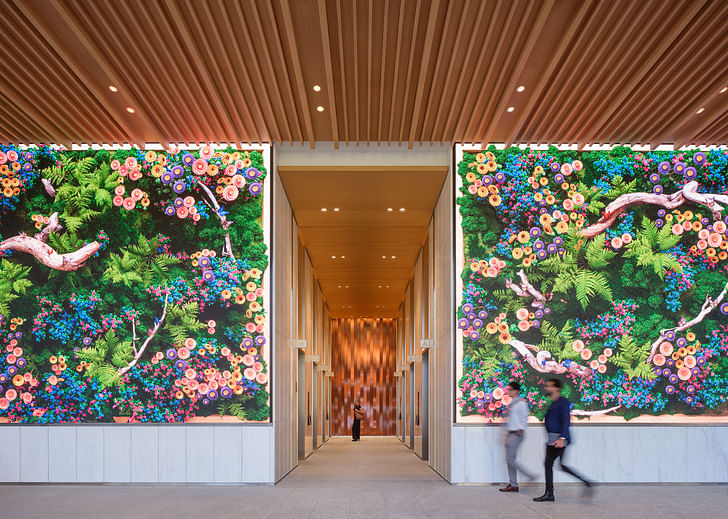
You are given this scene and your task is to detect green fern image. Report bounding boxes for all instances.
[77,329,133,387]
[540,252,612,310]
[623,217,683,280]
[0,260,32,316]
[611,335,657,380]
[102,234,180,288]
[165,302,206,345]
[44,155,118,234]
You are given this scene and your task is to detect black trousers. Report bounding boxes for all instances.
[352,419,360,440]
[544,445,589,491]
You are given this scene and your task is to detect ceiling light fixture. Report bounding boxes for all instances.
[720,87,728,94]
[381,255,386,259]
[516,85,525,93]
[313,85,322,92]
[696,107,705,114]
[331,255,336,259]
[506,106,515,113]
[126,107,135,114]
[109,85,119,92]
[387,207,393,212]
[321,207,327,212]
[333,207,340,212]
[337,285,342,288]
[391,255,396,259]
[316,106,325,112]
[399,208,405,212]
[340,255,345,259]
[378,285,382,288]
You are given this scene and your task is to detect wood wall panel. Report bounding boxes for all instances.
[331,318,396,436]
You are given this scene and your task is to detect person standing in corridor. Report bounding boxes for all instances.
[499,381,535,492]
[533,378,592,502]
[352,399,364,441]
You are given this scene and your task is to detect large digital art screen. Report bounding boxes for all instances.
[0,145,269,423]
[456,146,728,422]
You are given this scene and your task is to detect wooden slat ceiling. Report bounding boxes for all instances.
[1,0,727,148]
[279,166,447,318]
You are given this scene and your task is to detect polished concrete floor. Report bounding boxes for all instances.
[2,436,726,518]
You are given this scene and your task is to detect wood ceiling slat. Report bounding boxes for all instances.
[366,0,373,143]
[316,0,340,148]
[376,0,390,144]
[278,0,317,146]
[437,0,491,143]
[3,6,118,143]
[611,5,725,143]
[161,0,240,142]
[32,0,160,145]
[0,94,59,146]
[234,0,295,143]
[397,0,424,143]
[478,0,554,145]
[459,0,525,142]
[185,0,254,142]
[387,0,407,145]
[634,5,728,145]
[212,0,268,142]
[421,0,467,143]
[675,94,728,148]
[570,0,708,146]
[695,113,728,145]
[227,0,284,143]
[257,0,307,144]
[333,0,350,144]
[522,0,614,143]
[6,1,127,145]
[136,0,213,141]
[544,0,641,142]
[90,0,192,142]
[407,0,444,148]
[503,0,594,146]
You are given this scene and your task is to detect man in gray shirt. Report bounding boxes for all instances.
[499,381,535,492]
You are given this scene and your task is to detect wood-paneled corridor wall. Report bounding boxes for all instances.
[331,318,396,436]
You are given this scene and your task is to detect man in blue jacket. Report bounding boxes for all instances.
[533,378,592,502]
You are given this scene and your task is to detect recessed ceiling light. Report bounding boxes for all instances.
[126,107,135,114]
[345,285,349,288]
[516,85,526,93]
[321,207,327,212]
[720,87,728,94]
[696,107,705,114]
[381,255,386,259]
[506,106,515,113]
[316,106,325,112]
[387,207,393,212]
[399,208,405,212]
[340,255,345,259]
[386,285,390,288]
[333,207,340,212]
[391,255,396,259]
[337,285,342,288]
[331,255,336,259]
[313,85,322,92]
[109,85,119,92]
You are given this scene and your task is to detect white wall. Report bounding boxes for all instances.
[0,425,273,483]
[450,424,728,483]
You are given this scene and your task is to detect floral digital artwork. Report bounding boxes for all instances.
[0,145,269,423]
[457,147,728,421]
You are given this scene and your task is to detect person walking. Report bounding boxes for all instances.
[352,399,364,441]
[533,378,592,502]
[499,381,535,492]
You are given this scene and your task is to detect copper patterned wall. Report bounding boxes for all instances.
[331,318,396,436]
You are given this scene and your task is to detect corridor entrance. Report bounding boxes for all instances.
[277,161,447,466]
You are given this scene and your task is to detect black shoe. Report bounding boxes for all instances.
[533,491,554,502]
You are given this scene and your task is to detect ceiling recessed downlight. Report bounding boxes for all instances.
[399,207,405,212]
[313,85,322,92]
[720,86,728,94]
[321,207,327,212]
[506,106,515,113]
[387,207,393,212]
[316,106,325,112]
[333,207,340,212]
[126,107,135,114]
[109,85,119,92]
[696,107,705,114]
[516,85,526,92]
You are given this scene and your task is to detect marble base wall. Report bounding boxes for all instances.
[0,425,274,483]
[450,425,728,483]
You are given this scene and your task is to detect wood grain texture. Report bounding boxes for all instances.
[331,318,396,436]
